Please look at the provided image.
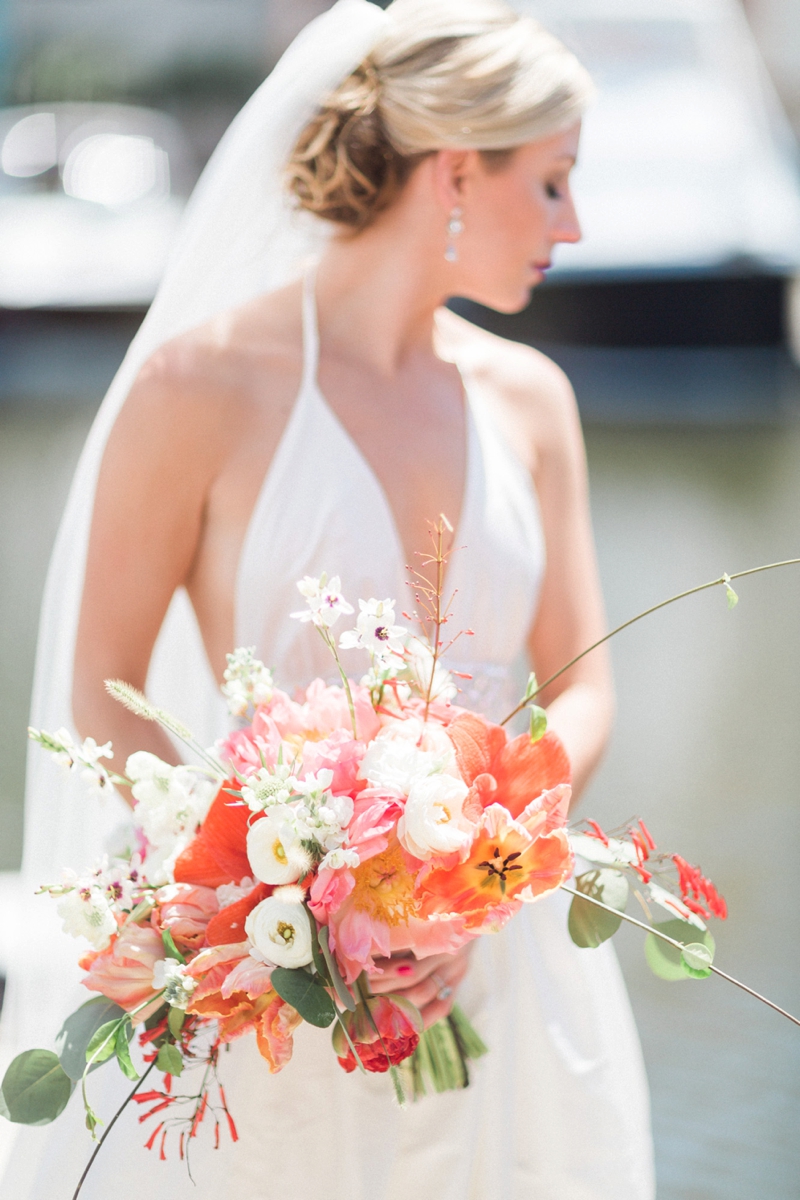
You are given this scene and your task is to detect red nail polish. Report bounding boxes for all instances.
[397,963,413,976]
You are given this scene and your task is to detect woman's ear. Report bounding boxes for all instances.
[430,148,474,212]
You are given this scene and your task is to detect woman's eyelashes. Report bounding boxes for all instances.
[545,181,564,201]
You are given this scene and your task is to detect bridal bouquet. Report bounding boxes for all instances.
[3,521,791,1193]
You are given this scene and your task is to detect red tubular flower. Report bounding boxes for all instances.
[638,819,656,852]
[585,819,609,847]
[333,995,422,1073]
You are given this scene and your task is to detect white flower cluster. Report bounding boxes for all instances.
[291,574,353,629]
[51,858,140,950]
[152,958,197,1009]
[221,647,274,717]
[29,726,115,796]
[245,767,358,884]
[339,597,406,665]
[360,727,474,861]
[126,751,217,885]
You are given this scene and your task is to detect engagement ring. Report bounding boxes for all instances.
[431,972,453,1002]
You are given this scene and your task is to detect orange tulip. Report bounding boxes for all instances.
[419,803,573,929]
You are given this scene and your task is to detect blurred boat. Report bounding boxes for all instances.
[0,103,195,309]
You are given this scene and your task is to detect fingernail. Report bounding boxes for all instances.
[397,963,413,976]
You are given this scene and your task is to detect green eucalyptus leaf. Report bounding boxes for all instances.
[114,1021,138,1081]
[167,1007,186,1039]
[162,929,186,964]
[156,1043,184,1077]
[681,942,714,979]
[528,706,548,744]
[524,672,538,700]
[85,1020,122,1066]
[57,996,126,1082]
[318,924,356,1012]
[568,869,629,948]
[271,967,336,1028]
[310,917,332,986]
[644,920,716,982]
[1,1050,74,1125]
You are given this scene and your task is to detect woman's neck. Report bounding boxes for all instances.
[315,192,452,377]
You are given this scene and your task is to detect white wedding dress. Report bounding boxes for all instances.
[1,272,654,1199]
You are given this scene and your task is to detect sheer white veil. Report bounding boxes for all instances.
[5,0,390,1057]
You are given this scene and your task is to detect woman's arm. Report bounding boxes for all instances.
[72,347,229,798]
[523,357,614,801]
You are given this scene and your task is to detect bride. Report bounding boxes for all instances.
[2,0,655,1196]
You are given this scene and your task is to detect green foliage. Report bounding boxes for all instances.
[681,942,714,979]
[162,929,186,964]
[156,1044,184,1077]
[568,869,629,948]
[528,706,548,744]
[114,1021,138,1081]
[85,1020,121,1066]
[168,1007,186,1038]
[644,920,716,981]
[271,967,336,1028]
[1,1050,74,1125]
[318,924,356,1012]
[310,917,332,986]
[56,997,126,1082]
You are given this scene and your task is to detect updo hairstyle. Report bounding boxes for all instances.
[286,0,592,231]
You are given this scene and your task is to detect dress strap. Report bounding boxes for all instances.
[301,263,321,388]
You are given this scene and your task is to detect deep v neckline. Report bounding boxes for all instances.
[304,271,476,594]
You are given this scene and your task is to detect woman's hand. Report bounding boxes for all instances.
[368,945,473,1029]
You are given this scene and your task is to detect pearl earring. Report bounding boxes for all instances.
[444,205,463,262]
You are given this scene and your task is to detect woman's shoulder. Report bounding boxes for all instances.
[121,282,305,451]
[436,307,582,477]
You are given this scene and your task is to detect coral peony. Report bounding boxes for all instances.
[333,995,422,1073]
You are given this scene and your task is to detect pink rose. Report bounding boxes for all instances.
[152,883,219,953]
[79,922,164,1012]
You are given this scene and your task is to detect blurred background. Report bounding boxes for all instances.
[1,0,799,1195]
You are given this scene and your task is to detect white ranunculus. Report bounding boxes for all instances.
[245,896,313,968]
[399,774,474,860]
[246,810,306,885]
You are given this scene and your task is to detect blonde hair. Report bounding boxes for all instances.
[286,0,592,230]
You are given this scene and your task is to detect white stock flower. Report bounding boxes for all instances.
[241,764,294,812]
[33,727,115,794]
[319,846,360,871]
[126,752,216,885]
[398,774,474,860]
[246,809,309,885]
[339,598,406,660]
[57,884,117,949]
[152,958,197,1009]
[222,647,274,716]
[245,896,313,968]
[291,574,353,629]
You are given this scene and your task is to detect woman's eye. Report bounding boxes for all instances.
[545,182,562,200]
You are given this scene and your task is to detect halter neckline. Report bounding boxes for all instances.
[297,265,475,586]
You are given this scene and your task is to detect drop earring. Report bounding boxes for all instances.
[444,205,463,262]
